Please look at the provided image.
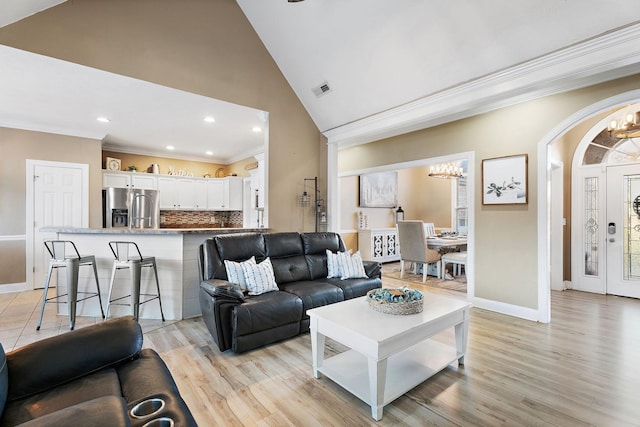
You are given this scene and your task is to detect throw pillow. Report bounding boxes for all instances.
[326,249,341,278]
[337,251,367,280]
[224,257,255,291]
[241,257,279,295]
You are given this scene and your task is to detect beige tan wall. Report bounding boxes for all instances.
[339,168,452,231]
[339,74,640,309]
[0,127,102,285]
[0,0,323,233]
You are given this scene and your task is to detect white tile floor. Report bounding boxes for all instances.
[0,289,174,352]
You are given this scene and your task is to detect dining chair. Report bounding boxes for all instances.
[423,222,436,237]
[396,220,441,282]
[441,251,467,279]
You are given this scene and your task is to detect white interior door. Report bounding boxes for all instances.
[28,161,88,289]
[606,164,640,298]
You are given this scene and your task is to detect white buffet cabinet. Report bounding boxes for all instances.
[103,171,243,211]
[358,228,400,263]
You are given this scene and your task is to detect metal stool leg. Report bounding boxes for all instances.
[105,262,119,319]
[66,258,80,330]
[91,260,105,319]
[129,260,142,321]
[36,263,55,331]
[151,259,165,321]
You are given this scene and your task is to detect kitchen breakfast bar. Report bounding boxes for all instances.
[41,227,264,321]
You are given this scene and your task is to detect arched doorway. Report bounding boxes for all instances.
[537,90,640,323]
[571,103,640,298]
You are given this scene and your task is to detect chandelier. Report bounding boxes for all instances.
[428,162,463,179]
[607,109,640,139]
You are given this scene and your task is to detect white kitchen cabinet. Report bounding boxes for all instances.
[206,177,242,210]
[358,228,400,263]
[224,177,243,210]
[158,177,196,209]
[102,171,157,189]
[194,180,208,210]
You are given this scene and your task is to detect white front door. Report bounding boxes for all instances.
[27,160,88,289]
[606,164,640,298]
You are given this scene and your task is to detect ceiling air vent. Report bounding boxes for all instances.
[312,81,332,97]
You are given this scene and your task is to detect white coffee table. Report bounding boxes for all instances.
[307,293,471,421]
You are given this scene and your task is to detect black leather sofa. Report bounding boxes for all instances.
[0,317,197,427]
[198,231,382,353]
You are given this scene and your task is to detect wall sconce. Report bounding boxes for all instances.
[299,190,311,207]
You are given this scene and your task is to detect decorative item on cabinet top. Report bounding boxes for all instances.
[106,157,121,171]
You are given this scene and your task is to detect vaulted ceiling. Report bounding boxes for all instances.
[2,0,640,158]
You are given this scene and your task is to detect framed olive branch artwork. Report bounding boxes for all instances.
[482,154,528,205]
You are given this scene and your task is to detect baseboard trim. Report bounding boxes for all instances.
[471,296,540,322]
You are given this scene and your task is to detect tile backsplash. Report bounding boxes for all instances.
[160,210,243,228]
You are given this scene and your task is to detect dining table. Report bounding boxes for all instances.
[426,235,468,250]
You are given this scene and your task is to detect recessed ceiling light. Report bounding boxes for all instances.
[205,151,213,156]
[166,145,175,150]
[96,117,110,123]
[252,126,262,132]
[203,116,215,123]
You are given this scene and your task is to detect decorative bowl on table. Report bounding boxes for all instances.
[366,287,423,315]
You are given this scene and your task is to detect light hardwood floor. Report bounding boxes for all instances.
[2,278,639,426]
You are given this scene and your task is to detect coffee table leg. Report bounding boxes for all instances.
[310,319,325,379]
[368,357,387,421]
[455,307,470,365]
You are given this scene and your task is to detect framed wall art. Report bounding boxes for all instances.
[482,154,528,205]
[359,172,398,208]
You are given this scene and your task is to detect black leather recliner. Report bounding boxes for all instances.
[199,232,382,353]
[0,317,197,427]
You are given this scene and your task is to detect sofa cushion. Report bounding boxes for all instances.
[301,232,344,255]
[233,291,303,336]
[326,276,383,300]
[302,233,346,280]
[264,232,304,258]
[9,395,129,427]
[278,281,344,314]
[1,368,122,425]
[270,255,311,284]
[241,258,279,295]
[6,317,142,402]
[216,233,265,263]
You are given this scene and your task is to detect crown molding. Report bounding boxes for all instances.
[324,23,640,148]
[101,142,264,165]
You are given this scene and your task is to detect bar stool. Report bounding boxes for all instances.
[37,240,105,331]
[105,241,165,321]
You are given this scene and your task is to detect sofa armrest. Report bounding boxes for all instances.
[200,279,245,303]
[363,260,382,279]
[6,317,143,402]
[199,280,244,352]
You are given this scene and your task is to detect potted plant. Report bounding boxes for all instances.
[127,165,137,172]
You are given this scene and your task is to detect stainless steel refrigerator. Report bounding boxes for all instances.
[103,187,160,229]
